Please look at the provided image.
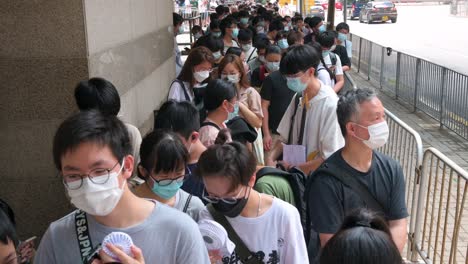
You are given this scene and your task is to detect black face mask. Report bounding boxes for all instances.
[213,187,251,218]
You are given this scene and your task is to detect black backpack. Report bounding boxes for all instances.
[255,166,308,237]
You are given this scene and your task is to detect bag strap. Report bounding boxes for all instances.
[247,47,257,63]
[318,163,385,213]
[207,204,262,264]
[201,121,221,130]
[74,210,94,263]
[172,79,190,102]
[298,105,307,145]
[288,93,301,144]
[183,194,192,213]
[256,167,291,182]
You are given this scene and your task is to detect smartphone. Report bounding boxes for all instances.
[18,236,36,250]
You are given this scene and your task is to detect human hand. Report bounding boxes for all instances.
[263,134,272,151]
[99,244,145,264]
[208,249,222,264]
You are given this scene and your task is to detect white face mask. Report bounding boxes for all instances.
[194,70,210,83]
[258,55,266,64]
[241,43,252,52]
[330,45,337,52]
[213,51,222,60]
[355,121,389,149]
[67,160,125,216]
[221,74,240,84]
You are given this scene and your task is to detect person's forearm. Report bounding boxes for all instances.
[389,221,408,253]
[240,103,262,128]
[261,105,270,135]
[342,65,350,72]
[297,157,324,174]
[333,78,344,93]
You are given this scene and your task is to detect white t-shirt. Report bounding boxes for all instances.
[245,47,258,64]
[276,81,345,160]
[341,40,353,58]
[324,53,344,76]
[168,80,194,102]
[198,197,309,263]
[317,63,333,88]
[174,189,205,222]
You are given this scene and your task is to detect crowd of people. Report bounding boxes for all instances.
[0,2,409,264]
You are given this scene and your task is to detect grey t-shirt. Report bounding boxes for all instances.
[34,201,210,264]
[174,189,205,222]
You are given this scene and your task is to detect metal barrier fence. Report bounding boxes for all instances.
[350,34,468,140]
[342,71,358,94]
[379,109,424,261]
[412,147,468,263]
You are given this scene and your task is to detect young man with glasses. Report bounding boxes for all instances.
[34,110,210,264]
[265,45,344,175]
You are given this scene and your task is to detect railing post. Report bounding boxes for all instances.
[380,46,385,89]
[358,37,362,73]
[439,68,447,128]
[395,52,401,100]
[367,42,372,81]
[413,59,421,113]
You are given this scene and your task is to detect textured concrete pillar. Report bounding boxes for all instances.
[0,0,175,238]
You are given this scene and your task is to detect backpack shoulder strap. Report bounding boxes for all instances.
[200,121,221,130]
[207,204,262,264]
[74,210,94,263]
[256,167,291,182]
[316,163,385,213]
[288,93,301,144]
[172,79,190,101]
[183,194,192,213]
[329,52,337,66]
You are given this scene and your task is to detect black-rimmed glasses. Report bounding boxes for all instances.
[202,186,250,204]
[61,160,122,190]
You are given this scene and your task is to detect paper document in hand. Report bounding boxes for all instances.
[282,143,306,166]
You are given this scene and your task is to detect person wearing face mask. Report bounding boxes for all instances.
[218,54,264,165]
[191,25,204,44]
[317,31,345,93]
[292,16,304,32]
[304,16,325,44]
[133,130,205,222]
[195,34,225,74]
[220,17,240,53]
[168,46,214,104]
[336,22,352,59]
[197,142,309,263]
[307,88,408,260]
[199,79,237,147]
[237,28,257,66]
[248,34,270,73]
[265,45,344,175]
[225,47,250,76]
[266,19,284,44]
[209,19,222,38]
[34,110,210,264]
[275,30,289,52]
[251,45,281,88]
[238,10,250,29]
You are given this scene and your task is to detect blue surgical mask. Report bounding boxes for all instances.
[231,28,239,38]
[151,180,183,200]
[227,102,239,121]
[284,26,290,31]
[240,17,249,25]
[266,61,280,72]
[213,51,222,60]
[319,24,326,33]
[212,32,222,38]
[277,39,289,49]
[178,26,184,34]
[338,32,347,42]
[322,50,330,58]
[286,76,307,93]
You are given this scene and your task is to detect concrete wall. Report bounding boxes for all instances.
[0,0,175,239]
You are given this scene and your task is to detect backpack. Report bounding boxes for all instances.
[169,79,207,125]
[255,166,308,237]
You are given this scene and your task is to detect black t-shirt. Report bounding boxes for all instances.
[260,70,296,134]
[308,149,408,234]
[182,163,206,204]
[250,67,264,88]
[333,45,351,68]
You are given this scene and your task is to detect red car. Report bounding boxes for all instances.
[321,1,343,11]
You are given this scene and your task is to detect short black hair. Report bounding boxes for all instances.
[336,22,350,32]
[317,31,336,48]
[204,79,237,112]
[216,5,225,15]
[308,16,323,28]
[197,141,256,193]
[269,19,284,32]
[292,16,303,23]
[210,20,221,31]
[74,77,121,116]
[239,10,249,18]
[253,34,270,50]
[280,44,320,75]
[210,13,219,21]
[320,209,402,264]
[0,209,18,248]
[173,12,184,26]
[53,110,132,170]
[138,130,188,179]
[0,199,15,227]
[154,100,200,139]
[194,34,224,54]
[238,28,253,42]
[220,17,237,35]
[226,47,242,57]
[266,45,281,56]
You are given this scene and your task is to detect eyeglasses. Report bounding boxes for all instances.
[150,167,191,186]
[202,186,250,204]
[61,160,122,190]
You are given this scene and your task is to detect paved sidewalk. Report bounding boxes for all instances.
[349,70,468,171]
